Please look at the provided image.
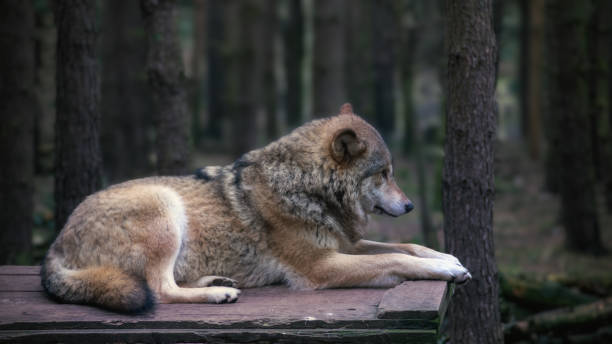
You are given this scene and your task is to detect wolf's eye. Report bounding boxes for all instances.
[381,169,388,180]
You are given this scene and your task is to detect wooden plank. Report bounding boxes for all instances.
[0,287,436,331]
[0,266,452,343]
[0,275,42,292]
[376,281,450,320]
[0,328,437,344]
[0,266,39,275]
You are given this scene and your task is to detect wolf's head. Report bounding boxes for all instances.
[324,103,414,220]
[257,103,414,241]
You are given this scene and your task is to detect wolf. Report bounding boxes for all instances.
[41,103,470,313]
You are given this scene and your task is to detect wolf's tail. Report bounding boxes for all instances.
[40,253,155,313]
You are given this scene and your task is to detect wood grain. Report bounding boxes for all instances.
[0,266,452,343]
[377,281,449,320]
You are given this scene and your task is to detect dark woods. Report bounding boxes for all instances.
[1,0,612,343]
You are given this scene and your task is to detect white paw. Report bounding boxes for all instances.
[438,253,463,267]
[206,286,241,304]
[430,259,471,284]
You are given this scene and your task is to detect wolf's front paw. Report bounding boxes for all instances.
[438,253,463,267]
[431,260,471,284]
[206,286,241,304]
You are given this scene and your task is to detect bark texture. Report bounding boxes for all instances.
[546,0,603,254]
[313,0,346,117]
[588,0,612,214]
[101,0,152,183]
[345,0,374,122]
[443,0,502,343]
[224,0,263,155]
[0,0,35,263]
[141,0,190,175]
[33,3,56,174]
[262,0,278,141]
[283,0,304,128]
[608,0,612,213]
[205,0,225,142]
[372,0,397,141]
[54,0,102,232]
[520,0,544,160]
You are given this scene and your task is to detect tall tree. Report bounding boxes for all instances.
[101,0,152,183]
[283,0,305,128]
[588,0,612,189]
[372,0,397,141]
[397,1,438,249]
[443,0,502,343]
[313,0,346,117]
[345,0,374,122]
[141,0,190,175]
[33,1,56,174]
[546,0,604,254]
[54,0,102,232]
[205,0,225,142]
[542,0,561,194]
[191,0,206,147]
[519,0,544,160]
[262,0,279,141]
[0,0,35,263]
[223,0,263,155]
[607,1,612,213]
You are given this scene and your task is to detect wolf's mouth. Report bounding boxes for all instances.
[374,206,398,217]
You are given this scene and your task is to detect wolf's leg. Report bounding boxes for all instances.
[179,276,238,288]
[302,252,470,289]
[353,239,462,266]
[146,253,241,304]
[142,188,241,304]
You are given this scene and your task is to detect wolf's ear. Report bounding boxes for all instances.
[339,103,354,115]
[330,129,366,164]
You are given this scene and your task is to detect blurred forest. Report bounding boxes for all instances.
[1,0,612,342]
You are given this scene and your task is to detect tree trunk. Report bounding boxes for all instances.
[224,0,263,155]
[372,0,396,141]
[443,0,502,343]
[33,1,56,175]
[191,0,206,147]
[588,0,612,215]
[546,0,604,254]
[283,0,304,128]
[397,0,438,250]
[542,0,562,194]
[205,0,225,142]
[587,0,607,181]
[313,0,346,117]
[54,0,102,232]
[519,0,528,140]
[263,0,279,141]
[525,0,544,160]
[492,0,503,81]
[607,0,612,213]
[0,0,35,263]
[141,0,191,175]
[101,0,152,183]
[344,0,374,123]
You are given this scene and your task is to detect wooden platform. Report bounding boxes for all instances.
[0,265,454,343]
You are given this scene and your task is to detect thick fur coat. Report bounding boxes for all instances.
[42,104,470,313]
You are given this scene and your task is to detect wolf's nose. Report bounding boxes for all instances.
[404,202,414,213]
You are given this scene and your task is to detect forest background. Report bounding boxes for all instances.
[1,0,611,343]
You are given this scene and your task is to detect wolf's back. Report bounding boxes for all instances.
[41,253,155,313]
